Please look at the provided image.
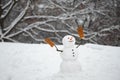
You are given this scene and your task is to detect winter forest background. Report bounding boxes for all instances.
[0,0,120,46]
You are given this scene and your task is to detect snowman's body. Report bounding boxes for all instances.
[59,35,81,73]
[61,47,78,61]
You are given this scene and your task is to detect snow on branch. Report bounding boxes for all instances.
[23,15,58,21]
[3,0,30,36]
[24,30,44,42]
[99,25,120,32]
[94,9,109,16]
[23,15,74,21]
[5,30,23,38]
[83,25,120,41]
[1,0,17,19]
[3,37,19,42]
[1,0,118,45]
[48,0,67,12]
[5,20,79,42]
[2,0,12,10]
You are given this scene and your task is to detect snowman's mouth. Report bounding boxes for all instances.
[69,40,73,42]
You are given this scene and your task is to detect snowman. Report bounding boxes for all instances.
[45,26,84,74]
[60,35,81,73]
[45,35,82,74]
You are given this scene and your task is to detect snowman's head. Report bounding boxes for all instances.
[62,35,75,47]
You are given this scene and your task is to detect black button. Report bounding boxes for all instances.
[73,55,75,57]
[72,52,75,54]
[72,49,74,51]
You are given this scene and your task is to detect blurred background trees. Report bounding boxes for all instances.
[0,0,120,46]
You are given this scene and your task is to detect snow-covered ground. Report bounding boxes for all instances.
[0,42,120,80]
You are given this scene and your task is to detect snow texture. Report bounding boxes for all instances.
[0,42,120,80]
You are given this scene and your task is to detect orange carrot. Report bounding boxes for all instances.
[44,38,55,47]
[77,26,84,39]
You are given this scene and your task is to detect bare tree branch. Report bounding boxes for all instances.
[4,37,19,42]
[3,0,30,36]
[24,30,44,42]
[99,25,120,32]
[2,0,12,10]
[1,0,17,19]
[1,0,119,46]
[0,0,3,38]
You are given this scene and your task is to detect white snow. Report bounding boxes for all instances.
[38,4,45,9]
[0,42,120,80]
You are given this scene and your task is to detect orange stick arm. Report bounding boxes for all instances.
[44,38,55,47]
[77,26,84,39]
[76,26,85,48]
[44,38,63,52]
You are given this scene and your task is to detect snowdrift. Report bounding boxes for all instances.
[0,42,120,80]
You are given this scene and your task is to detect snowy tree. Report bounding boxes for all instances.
[0,0,30,42]
[0,0,120,46]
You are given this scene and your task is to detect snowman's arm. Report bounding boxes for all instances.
[44,38,63,52]
[75,18,86,49]
[76,44,80,48]
[54,45,63,52]
[57,49,63,52]
[76,39,83,48]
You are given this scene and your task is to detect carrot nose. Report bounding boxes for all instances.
[70,37,73,40]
